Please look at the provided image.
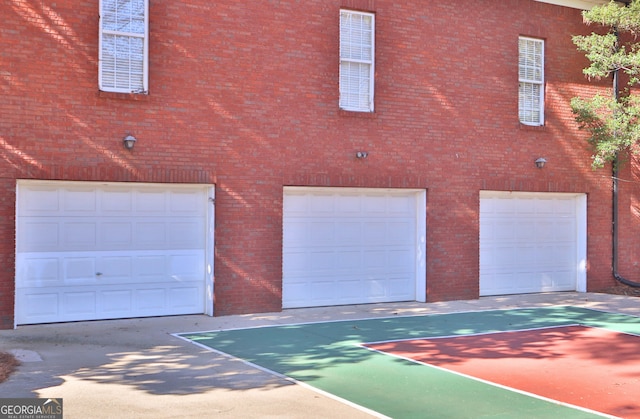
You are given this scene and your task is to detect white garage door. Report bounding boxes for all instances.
[16,181,214,325]
[480,191,586,296]
[283,187,426,308]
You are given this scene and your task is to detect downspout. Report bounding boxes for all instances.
[612,26,640,287]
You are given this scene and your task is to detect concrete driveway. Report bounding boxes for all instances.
[1,292,638,418]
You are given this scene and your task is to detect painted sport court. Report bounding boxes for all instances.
[178,306,640,418]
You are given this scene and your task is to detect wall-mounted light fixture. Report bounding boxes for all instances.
[535,157,547,169]
[123,135,137,150]
[356,151,369,159]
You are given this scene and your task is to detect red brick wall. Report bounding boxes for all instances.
[0,0,627,326]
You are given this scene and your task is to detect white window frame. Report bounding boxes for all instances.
[99,0,149,94]
[339,10,375,112]
[518,37,544,126]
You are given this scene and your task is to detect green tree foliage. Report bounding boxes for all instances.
[572,0,640,168]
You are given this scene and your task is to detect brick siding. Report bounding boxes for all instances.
[0,0,630,326]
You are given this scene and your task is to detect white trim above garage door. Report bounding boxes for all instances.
[15,180,215,325]
[480,191,586,296]
[283,187,426,308]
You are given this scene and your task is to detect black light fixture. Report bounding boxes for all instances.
[123,135,137,150]
[535,157,547,168]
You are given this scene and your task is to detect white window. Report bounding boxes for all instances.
[519,37,544,125]
[340,10,375,112]
[99,0,149,93]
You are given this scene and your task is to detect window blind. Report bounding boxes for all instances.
[518,37,544,125]
[340,10,374,112]
[99,0,148,93]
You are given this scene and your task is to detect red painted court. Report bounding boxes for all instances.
[366,326,640,418]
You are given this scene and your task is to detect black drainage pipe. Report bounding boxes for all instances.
[612,164,640,287]
[612,27,640,288]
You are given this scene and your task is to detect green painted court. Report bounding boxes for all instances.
[178,307,640,418]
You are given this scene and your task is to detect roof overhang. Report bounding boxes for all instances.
[535,0,630,10]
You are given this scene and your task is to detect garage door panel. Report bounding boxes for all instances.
[65,257,96,283]
[551,271,575,289]
[64,291,97,315]
[101,290,132,313]
[514,273,539,293]
[136,190,168,213]
[363,279,385,298]
[137,289,165,310]
[515,245,537,267]
[20,293,58,319]
[17,221,59,252]
[102,222,133,245]
[283,193,308,213]
[106,220,205,250]
[282,282,307,306]
[308,194,334,213]
[363,250,386,268]
[553,221,576,238]
[65,222,97,247]
[19,188,60,214]
[18,281,206,324]
[541,274,555,289]
[537,246,561,265]
[100,256,132,279]
[515,199,536,214]
[387,248,414,268]
[64,189,98,212]
[16,182,211,325]
[169,252,205,279]
[515,221,536,240]
[480,192,584,296]
[363,222,387,243]
[283,250,308,272]
[170,190,206,213]
[283,188,424,308]
[335,223,361,243]
[337,251,361,269]
[548,198,574,214]
[169,286,202,309]
[135,222,167,246]
[386,276,414,298]
[534,220,556,241]
[23,258,59,286]
[310,251,342,271]
[388,221,414,243]
[102,190,132,212]
[492,220,518,240]
[485,272,517,294]
[169,222,205,247]
[337,279,362,299]
[309,222,335,243]
[492,199,516,214]
[310,280,337,302]
[136,255,166,276]
[489,245,518,267]
[337,195,363,212]
[362,197,386,214]
[29,250,206,286]
[135,220,207,250]
[282,221,308,245]
[387,195,414,214]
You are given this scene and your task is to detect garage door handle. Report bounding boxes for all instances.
[96,272,103,276]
